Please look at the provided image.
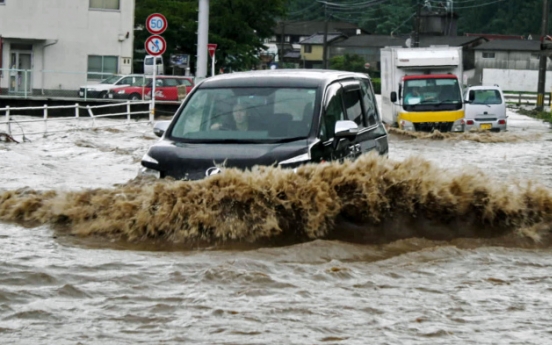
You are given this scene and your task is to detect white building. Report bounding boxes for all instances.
[0,0,135,96]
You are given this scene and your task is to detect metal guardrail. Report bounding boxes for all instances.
[504,92,552,106]
[0,100,154,139]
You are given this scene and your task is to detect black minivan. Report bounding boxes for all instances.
[140,69,388,180]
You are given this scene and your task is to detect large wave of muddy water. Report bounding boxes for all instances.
[1,109,552,344]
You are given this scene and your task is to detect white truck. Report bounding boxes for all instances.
[380,46,465,132]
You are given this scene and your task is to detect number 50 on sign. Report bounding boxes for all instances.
[146,13,168,35]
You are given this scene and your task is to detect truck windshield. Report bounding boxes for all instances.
[169,87,318,143]
[403,78,462,110]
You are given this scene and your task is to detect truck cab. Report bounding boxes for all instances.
[394,74,464,132]
[381,46,465,132]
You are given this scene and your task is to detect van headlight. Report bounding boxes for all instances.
[279,153,311,167]
[139,153,161,178]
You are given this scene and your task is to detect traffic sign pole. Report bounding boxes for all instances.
[145,11,168,122]
[207,44,217,77]
[211,54,215,77]
[151,61,156,122]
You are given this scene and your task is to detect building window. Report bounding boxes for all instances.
[304,45,312,53]
[88,55,118,80]
[482,52,495,59]
[89,0,120,10]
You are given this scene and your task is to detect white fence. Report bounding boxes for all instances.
[504,92,552,106]
[0,101,154,140]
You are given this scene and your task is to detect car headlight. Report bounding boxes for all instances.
[451,119,465,132]
[138,166,160,179]
[400,120,415,131]
[279,153,311,167]
[86,88,95,92]
[117,90,126,94]
[141,152,158,164]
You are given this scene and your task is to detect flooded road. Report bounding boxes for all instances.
[1,107,552,344]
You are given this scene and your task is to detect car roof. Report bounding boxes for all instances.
[146,75,192,79]
[468,85,502,91]
[198,69,370,88]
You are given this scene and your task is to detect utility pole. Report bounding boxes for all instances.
[196,0,209,80]
[280,21,286,65]
[537,0,550,111]
[413,0,421,47]
[322,4,329,69]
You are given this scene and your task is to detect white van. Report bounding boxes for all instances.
[463,85,507,132]
[144,55,164,75]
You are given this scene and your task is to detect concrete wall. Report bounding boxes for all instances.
[0,0,135,95]
[482,68,552,92]
[472,50,552,86]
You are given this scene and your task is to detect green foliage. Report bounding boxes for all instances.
[285,0,550,37]
[329,54,367,73]
[135,0,287,73]
[371,78,381,95]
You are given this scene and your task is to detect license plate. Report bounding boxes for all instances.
[480,123,492,130]
[79,91,84,97]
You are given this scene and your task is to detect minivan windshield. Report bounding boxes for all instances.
[170,87,318,142]
[469,89,503,105]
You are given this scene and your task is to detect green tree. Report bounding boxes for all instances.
[329,54,366,73]
[135,0,287,74]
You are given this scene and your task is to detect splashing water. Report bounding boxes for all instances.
[1,153,551,247]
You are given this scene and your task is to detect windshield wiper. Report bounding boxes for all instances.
[434,99,460,106]
[268,136,305,143]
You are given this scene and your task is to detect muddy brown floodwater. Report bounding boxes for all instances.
[1,108,552,344]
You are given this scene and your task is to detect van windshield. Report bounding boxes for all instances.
[169,87,318,143]
[145,57,154,65]
[470,89,503,105]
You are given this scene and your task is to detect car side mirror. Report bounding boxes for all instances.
[390,91,397,103]
[334,120,359,138]
[153,120,170,137]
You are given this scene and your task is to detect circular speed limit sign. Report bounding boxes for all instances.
[146,13,168,35]
[145,35,167,56]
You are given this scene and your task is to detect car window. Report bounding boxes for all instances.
[118,77,133,85]
[131,76,145,86]
[178,79,193,86]
[359,79,378,126]
[164,78,178,87]
[343,89,364,127]
[321,84,345,140]
[101,75,121,84]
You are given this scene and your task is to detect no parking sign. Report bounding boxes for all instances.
[145,35,167,57]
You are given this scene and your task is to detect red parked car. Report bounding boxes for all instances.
[108,76,194,101]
